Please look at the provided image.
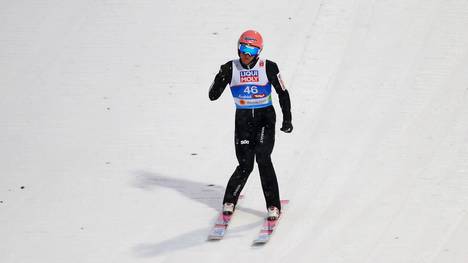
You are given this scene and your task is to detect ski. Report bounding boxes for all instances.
[252,199,289,245]
[207,195,244,240]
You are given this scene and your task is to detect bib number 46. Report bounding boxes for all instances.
[244,86,258,94]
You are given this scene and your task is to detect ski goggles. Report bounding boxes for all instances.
[238,43,261,56]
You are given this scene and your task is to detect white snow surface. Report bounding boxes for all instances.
[1,0,468,262]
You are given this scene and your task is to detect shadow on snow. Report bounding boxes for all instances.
[131,170,264,258]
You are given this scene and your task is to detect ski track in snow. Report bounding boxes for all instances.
[1,0,468,262]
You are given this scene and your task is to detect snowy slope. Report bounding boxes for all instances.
[1,0,468,262]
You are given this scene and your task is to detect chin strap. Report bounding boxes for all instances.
[238,55,259,69]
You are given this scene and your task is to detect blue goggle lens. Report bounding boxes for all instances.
[239,44,261,56]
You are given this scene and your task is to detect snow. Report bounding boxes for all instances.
[1,0,468,262]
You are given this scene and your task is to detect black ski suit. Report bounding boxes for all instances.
[209,57,292,211]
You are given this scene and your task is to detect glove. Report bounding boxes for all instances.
[280,121,293,133]
[218,63,231,82]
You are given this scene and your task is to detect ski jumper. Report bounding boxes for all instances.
[209,57,292,211]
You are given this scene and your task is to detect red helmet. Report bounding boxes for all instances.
[238,30,263,50]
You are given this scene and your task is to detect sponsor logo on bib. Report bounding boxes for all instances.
[240,70,259,83]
